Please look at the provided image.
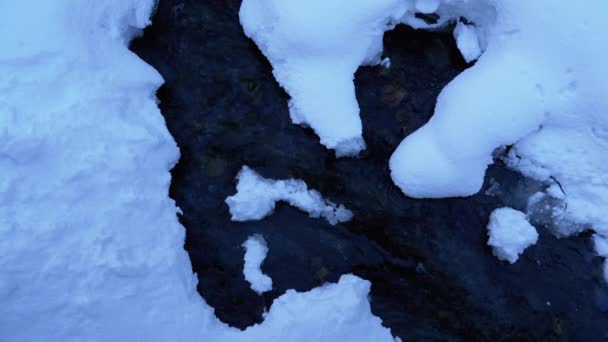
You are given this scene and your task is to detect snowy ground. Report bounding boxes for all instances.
[3,0,608,340]
[0,1,397,341]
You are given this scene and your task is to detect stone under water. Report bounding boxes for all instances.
[131,1,608,340]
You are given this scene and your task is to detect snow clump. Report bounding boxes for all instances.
[226,166,353,225]
[487,208,539,264]
[242,235,273,295]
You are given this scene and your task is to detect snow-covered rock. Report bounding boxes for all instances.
[226,166,353,225]
[487,208,538,264]
[242,235,273,295]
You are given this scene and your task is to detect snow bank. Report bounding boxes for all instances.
[487,208,538,264]
[0,1,216,341]
[243,235,273,295]
[0,1,396,341]
[226,166,353,225]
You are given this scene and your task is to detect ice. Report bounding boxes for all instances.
[0,1,396,341]
[242,235,273,295]
[226,165,353,225]
[487,208,539,264]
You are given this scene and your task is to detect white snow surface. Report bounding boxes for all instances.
[226,165,353,225]
[487,208,538,264]
[243,235,273,295]
[0,1,397,341]
[453,22,481,63]
[239,0,493,156]
[241,0,608,255]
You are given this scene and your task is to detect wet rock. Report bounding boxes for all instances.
[131,1,608,340]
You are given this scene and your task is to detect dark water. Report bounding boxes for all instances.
[131,1,608,340]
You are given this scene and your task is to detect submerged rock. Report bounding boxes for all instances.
[131,1,607,340]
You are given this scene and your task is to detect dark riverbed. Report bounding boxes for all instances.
[131,1,608,340]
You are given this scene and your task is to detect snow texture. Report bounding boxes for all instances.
[241,0,608,271]
[226,165,353,225]
[453,22,481,63]
[0,1,397,341]
[243,235,273,295]
[390,1,608,250]
[487,208,539,264]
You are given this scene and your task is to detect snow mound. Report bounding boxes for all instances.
[487,208,538,264]
[226,166,353,225]
[389,1,608,249]
[241,274,399,342]
[239,0,494,156]
[239,0,405,156]
[0,1,397,341]
[453,21,481,63]
[242,235,273,295]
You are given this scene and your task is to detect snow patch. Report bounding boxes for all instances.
[226,166,353,225]
[242,235,273,295]
[241,275,400,342]
[487,208,539,264]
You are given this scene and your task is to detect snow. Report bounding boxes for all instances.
[453,22,481,63]
[243,235,273,295]
[226,165,353,225]
[414,0,440,14]
[0,1,397,341]
[241,275,399,342]
[241,0,608,274]
[239,0,409,156]
[593,235,608,283]
[487,208,539,264]
[389,1,608,246]
[239,0,494,156]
